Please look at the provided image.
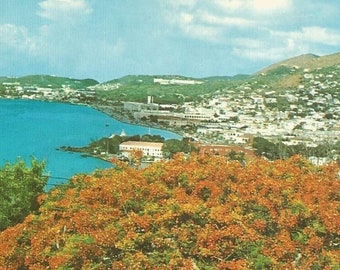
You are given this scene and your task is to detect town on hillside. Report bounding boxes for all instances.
[1,55,339,165]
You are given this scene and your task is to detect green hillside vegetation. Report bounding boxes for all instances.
[1,52,338,106]
[255,52,340,75]
[95,53,339,106]
[236,52,339,93]
[97,75,246,104]
[175,74,249,81]
[2,75,98,89]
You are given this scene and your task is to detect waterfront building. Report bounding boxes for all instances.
[119,141,164,159]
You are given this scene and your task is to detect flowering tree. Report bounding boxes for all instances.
[0,154,339,269]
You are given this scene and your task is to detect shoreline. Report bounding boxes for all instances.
[0,96,183,137]
[0,97,182,167]
[90,103,184,137]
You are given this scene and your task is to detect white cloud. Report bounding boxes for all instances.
[0,24,37,54]
[231,25,340,63]
[182,24,221,43]
[251,0,292,13]
[169,8,254,43]
[163,0,288,44]
[200,12,254,27]
[213,0,292,14]
[167,0,197,8]
[231,26,340,62]
[232,41,299,62]
[212,0,244,11]
[0,0,127,79]
[38,0,92,21]
[177,13,221,42]
[263,26,340,58]
[231,29,311,61]
[180,13,194,24]
[292,27,340,46]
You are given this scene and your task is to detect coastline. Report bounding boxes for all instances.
[0,96,183,137]
[53,101,183,164]
[2,97,190,170]
[90,103,184,137]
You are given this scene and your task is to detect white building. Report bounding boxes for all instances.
[123,102,159,111]
[119,141,164,159]
[153,78,203,85]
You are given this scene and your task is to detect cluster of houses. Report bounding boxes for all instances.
[120,66,339,163]
[1,82,95,103]
[2,65,339,164]
[117,140,256,162]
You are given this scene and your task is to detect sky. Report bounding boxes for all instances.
[0,0,339,82]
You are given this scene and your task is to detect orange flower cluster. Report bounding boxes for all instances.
[0,154,339,269]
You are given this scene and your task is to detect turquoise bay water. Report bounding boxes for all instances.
[0,99,180,188]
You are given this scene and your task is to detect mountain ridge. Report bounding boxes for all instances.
[255,52,340,75]
[0,74,98,89]
[1,52,339,89]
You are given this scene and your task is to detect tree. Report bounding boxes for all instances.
[162,138,195,158]
[0,154,339,269]
[0,158,48,231]
[141,134,164,143]
[253,137,279,159]
[227,149,246,164]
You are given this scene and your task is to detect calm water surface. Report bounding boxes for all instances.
[0,99,180,188]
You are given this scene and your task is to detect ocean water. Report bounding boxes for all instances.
[0,99,180,188]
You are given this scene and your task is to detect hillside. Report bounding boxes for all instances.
[221,52,340,98]
[93,52,339,105]
[1,52,338,104]
[96,75,236,104]
[256,52,340,75]
[0,154,339,269]
[2,75,98,89]
[95,73,252,104]
[202,74,249,81]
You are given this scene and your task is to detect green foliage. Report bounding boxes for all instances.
[63,133,165,155]
[141,134,164,143]
[0,158,48,231]
[2,75,98,89]
[162,138,196,158]
[237,241,273,269]
[227,150,246,163]
[253,137,340,161]
[253,137,280,159]
[97,75,238,104]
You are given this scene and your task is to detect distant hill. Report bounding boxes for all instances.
[92,52,340,104]
[103,75,153,85]
[202,74,249,81]
[248,52,340,92]
[102,74,249,86]
[96,74,231,104]
[102,74,204,86]
[2,75,98,89]
[1,52,338,103]
[256,52,340,75]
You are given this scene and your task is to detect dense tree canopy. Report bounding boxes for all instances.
[0,154,339,269]
[253,137,340,162]
[162,138,196,158]
[0,158,48,231]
